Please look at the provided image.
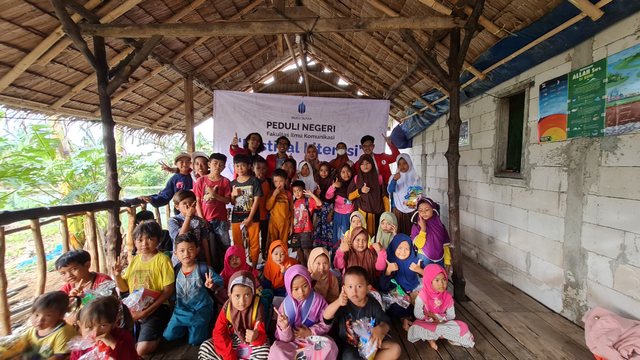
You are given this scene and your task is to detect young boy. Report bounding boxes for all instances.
[230,154,263,267]
[253,157,271,262]
[21,291,76,359]
[56,250,112,297]
[163,233,223,345]
[135,210,173,252]
[194,153,232,250]
[112,221,175,356]
[168,190,210,266]
[266,169,293,248]
[161,151,210,182]
[290,180,322,265]
[266,136,291,177]
[140,153,193,212]
[281,158,297,188]
[323,266,401,360]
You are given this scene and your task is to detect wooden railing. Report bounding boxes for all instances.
[0,198,172,335]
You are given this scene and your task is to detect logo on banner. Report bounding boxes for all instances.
[298,102,306,114]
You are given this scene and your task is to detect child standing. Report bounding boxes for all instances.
[410,198,450,270]
[168,190,210,266]
[388,154,422,236]
[313,162,334,251]
[112,221,175,356]
[323,266,401,360]
[334,227,386,287]
[269,265,338,360]
[21,291,76,359]
[408,264,475,350]
[348,154,389,238]
[71,296,139,360]
[262,240,297,297]
[194,153,232,249]
[374,212,398,249]
[290,180,322,265]
[326,163,354,260]
[253,157,272,262]
[230,154,263,267]
[266,169,293,246]
[164,234,223,345]
[266,136,291,178]
[295,161,318,194]
[56,250,112,298]
[281,158,297,187]
[307,248,339,303]
[198,271,270,360]
[140,153,193,211]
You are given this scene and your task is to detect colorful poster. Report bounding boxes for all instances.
[538,74,568,143]
[605,43,640,135]
[566,59,607,139]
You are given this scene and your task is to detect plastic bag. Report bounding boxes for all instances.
[66,336,110,360]
[295,336,331,360]
[404,186,423,209]
[381,280,411,310]
[0,334,25,360]
[122,288,158,313]
[82,281,117,305]
[351,318,377,360]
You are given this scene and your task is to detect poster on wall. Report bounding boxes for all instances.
[459,119,470,146]
[538,42,640,142]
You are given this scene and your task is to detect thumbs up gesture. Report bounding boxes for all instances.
[372,242,383,252]
[339,286,348,306]
[339,239,350,253]
[232,185,242,197]
[361,183,370,194]
[410,259,424,274]
[232,132,239,147]
[385,260,399,275]
[245,321,260,343]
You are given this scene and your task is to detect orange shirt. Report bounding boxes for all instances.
[266,190,292,222]
[259,179,271,221]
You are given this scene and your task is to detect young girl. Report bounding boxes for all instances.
[199,271,270,360]
[334,226,386,287]
[374,211,398,249]
[307,248,339,303]
[325,163,354,260]
[408,264,475,350]
[262,240,298,297]
[342,211,367,244]
[411,199,450,270]
[221,246,259,289]
[304,144,321,175]
[295,161,318,195]
[388,154,422,235]
[347,154,389,238]
[313,162,334,251]
[269,265,338,360]
[379,234,423,330]
[71,296,138,360]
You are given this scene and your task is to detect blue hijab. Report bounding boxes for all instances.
[386,234,421,292]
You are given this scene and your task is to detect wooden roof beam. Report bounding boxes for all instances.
[567,0,604,21]
[307,73,359,98]
[420,0,507,38]
[283,35,303,80]
[79,17,465,37]
[210,40,277,87]
[298,37,310,96]
[235,55,295,92]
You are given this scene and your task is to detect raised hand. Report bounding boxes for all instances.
[419,216,427,232]
[372,242,383,252]
[302,189,313,197]
[382,132,392,146]
[204,272,216,289]
[232,132,239,147]
[245,321,260,342]
[111,256,125,277]
[232,185,242,197]
[186,201,196,217]
[339,239,350,253]
[338,286,348,306]
[159,161,172,173]
[410,259,423,274]
[272,185,282,197]
[361,183,370,194]
[293,325,312,339]
[95,333,116,349]
[393,172,401,181]
[332,180,341,189]
[274,307,289,330]
[206,185,218,197]
[310,269,323,282]
[68,280,87,297]
[385,260,399,276]
[390,223,398,236]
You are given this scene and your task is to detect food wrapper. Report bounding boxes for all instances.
[381,280,412,310]
[0,334,25,360]
[404,186,423,209]
[122,287,160,313]
[66,336,109,360]
[81,281,117,305]
[351,318,377,360]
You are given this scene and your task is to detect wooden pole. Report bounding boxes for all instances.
[165,204,171,225]
[284,35,303,79]
[155,207,163,229]
[0,227,11,336]
[60,215,70,253]
[297,37,310,96]
[568,0,604,20]
[185,74,195,153]
[126,208,136,263]
[96,227,108,274]
[85,212,99,272]
[30,219,46,297]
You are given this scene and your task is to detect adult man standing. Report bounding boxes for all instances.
[351,134,400,182]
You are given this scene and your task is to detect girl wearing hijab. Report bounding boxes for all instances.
[334,226,386,287]
[198,271,270,360]
[295,161,318,195]
[411,199,451,271]
[347,154,389,238]
[268,265,338,360]
[262,240,298,297]
[340,211,366,249]
[313,162,334,251]
[374,212,398,249]
[216,246,260,311]
[388,154,423,235]
[325,163,354,261]
[304,144,321,175]
[408,264,475,350]
[307,248,339,303]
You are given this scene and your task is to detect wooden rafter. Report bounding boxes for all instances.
[283,35,303,79]
[567,0,604,21]
[298,37,311,96]
[420,0,507,38]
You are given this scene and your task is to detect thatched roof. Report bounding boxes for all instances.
[0,0,565,134]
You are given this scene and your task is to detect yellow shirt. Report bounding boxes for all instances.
[21,322,76,357]
[123,252,175,296]
[266,191,292,221]
[414,230,450,265]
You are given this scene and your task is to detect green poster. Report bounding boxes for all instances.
[567,59,607,138]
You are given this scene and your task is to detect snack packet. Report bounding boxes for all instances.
[351,318,377,360]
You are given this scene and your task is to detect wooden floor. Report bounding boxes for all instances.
[145,257,592,360]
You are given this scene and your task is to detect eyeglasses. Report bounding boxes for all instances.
[277,142,289,146]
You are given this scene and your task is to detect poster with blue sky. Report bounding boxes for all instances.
[605,42,640,135]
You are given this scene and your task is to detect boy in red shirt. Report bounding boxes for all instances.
[290,180,322,265]
[194,153,232,251]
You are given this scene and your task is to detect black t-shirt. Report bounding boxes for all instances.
[230,176,264,223]
[324,294,391,348]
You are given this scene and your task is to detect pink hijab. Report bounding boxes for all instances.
[584,307,640,360]
[281,265,327,329]
[418,264,454,315]
[221,245,258,287]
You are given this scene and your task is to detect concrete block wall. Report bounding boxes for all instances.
[404,12,640,323]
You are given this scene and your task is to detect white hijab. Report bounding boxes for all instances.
[298,161,318,194]
[390,154,422,213]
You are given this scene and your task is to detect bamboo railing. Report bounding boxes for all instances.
[0,199,172,335]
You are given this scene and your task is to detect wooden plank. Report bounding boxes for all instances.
[160,340,192,359]
[86,212,99,272]
[456,303,514,360]
[536,311,586,347]
[30,219,47,296]
[181,344,200,359]
[462,281,505,313]
[389,318,428,360]
[126,208,136,263]
[154,207,163,229]
[184,75,195,153]
[60,215,70,252]
[0,228,10,335]
[440,339,474,360]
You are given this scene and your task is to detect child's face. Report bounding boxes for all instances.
[432,272,447,293]
[79,318,114,339]
[31,309,63,331]
[135,234,159,255]
[282,162,295,175]
[395,241,411,261]
[353,233,368,252]
[290,275,311,302]
[306,146,317,160]
[254,162,267,179]
[380,219,393,233]
[57,261,91,285]
[246,134,261,152]
[210,159,225,176]
[360,160,372,174]
[361,140,374,155]
[319,165,329,179]
[340,166,352,181]
[312,254,330,275]
[175,241,199,265]
[343,274,371,304]
[271,246,286,265]
[234,162,250,176]
[176,158,191,173]
[300,164,310,178]
[350,215,362,228]
[176,198,195,217]
[418,202,434,221]
[193,157,209,176]
[276,139,289,154]
[228,255,242,269]
[230,284,254,311]
[397,158,409,173]
[292,186,304,200]
[273,176,286,189]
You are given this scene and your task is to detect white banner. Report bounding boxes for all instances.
[212,90,390,174]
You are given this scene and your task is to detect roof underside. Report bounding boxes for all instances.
[0,0,564,135]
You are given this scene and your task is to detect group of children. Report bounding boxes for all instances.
[19,132,474,360]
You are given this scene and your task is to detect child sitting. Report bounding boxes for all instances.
[262,240,297,297]
[194,153,232,249]
[313,162,334,251]
[230,154,263,267]
[290,180,322,265]
[269,265,338,360]
[140,153,193,211]
[342,211,367,244]
[198,271,270,360]
[326,163,354,261]
[134,210,173,252]
[323,266,401,360]
[168,190,210,266]
[347,154,390,238]
[164,234,223,345]
[56,250,112,298]
[408,264,475,350]
[217,246,259,309]
[21,291,76,359]
[307,248,339,303]
[70,296,138,360]
[334,226,386,288]
[112,221,175,355]
[374,212,398,249]
[266,169,293,246]
[410,198,450,271]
